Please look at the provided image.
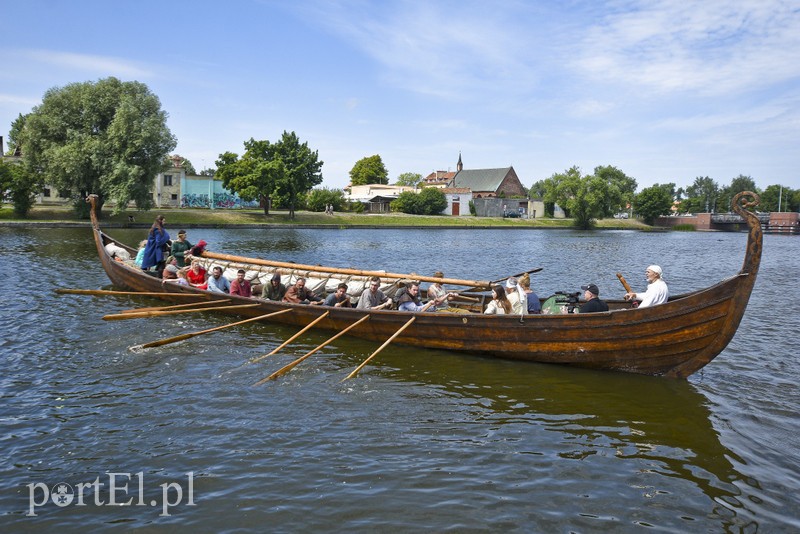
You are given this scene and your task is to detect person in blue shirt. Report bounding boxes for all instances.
[396,282,436,312]
[207,266,231,293]
[519,273,541,314]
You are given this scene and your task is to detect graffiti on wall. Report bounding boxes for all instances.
[181,193,259,209]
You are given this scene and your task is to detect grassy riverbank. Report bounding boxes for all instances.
[0,204,652,229]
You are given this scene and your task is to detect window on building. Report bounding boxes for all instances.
[164,174,173,186]
[43,188,51,197]
[171,194,178,201]
[60,190,71,199]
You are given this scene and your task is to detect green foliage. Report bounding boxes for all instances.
[19,77,176,218]
[348,201,365,213]
[528,179,546,199]
[716,175,759,212]
[390,191,420,214]
[417,187,447,214]
[306,187,346,212]
[468,200,476,216]
[541,166,611,229]
[216,132,322,218]
[681,176,719,213]
[0,159,40,216]
[593,165,637,217]
[7,113,27,154]
[758,184,794,212]
[390,188,447,215]
[633,184,674,225]
[395,172,422,187]
[350,155,388,186]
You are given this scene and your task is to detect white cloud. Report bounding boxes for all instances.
[573,0,800,95]
[21,49,155,79]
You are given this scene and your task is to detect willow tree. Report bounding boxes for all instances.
[19,77,176,218]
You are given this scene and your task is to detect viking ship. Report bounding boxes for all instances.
[83,192,762,378]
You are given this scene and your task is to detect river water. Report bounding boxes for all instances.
[1,226,798,532]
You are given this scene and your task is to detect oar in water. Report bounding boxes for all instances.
[253,314,371,385]
[249,311,331,364]
[103,303,261,321]
[131,309,291,350]
[342,316,416,381]
[56,289,208,298]
[119,299,232,314]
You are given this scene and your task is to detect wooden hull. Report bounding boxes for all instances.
[87,192,762,378]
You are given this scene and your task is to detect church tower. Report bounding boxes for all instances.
[456,152,463,172]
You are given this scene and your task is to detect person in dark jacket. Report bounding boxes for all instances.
[578,283,609,313]
[141,215,170,276]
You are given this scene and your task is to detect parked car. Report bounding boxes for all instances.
[614,212,629,219]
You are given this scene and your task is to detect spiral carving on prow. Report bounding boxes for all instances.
[731,191,762,277]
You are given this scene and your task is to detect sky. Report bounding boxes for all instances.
[1,0,799,192]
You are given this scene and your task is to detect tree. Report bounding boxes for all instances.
[350,155,388,185]
[758,184,794,212]
[633,185,673,225]
[306,187,346,212]
[0,159,41,216]
[717,175,759,212]
[593,165,636,217]
[216,140,283,216]
[541,166,610,229]
[216,131,323,218]
[682,176,719,213]
[395,172,422,187]
[19,77,176,218]
[7,113,27,155]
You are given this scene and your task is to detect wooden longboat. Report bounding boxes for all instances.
[86,192,762,378]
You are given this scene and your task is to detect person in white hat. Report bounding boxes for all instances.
[624,265,669,308]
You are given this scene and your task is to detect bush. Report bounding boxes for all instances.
[391,188,447,215]
[305,187,346,212]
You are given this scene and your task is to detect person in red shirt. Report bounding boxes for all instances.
[230,269,252,297]
[186,259,208,289]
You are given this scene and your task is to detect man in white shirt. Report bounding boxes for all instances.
[624,265,669,308]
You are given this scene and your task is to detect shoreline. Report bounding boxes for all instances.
[0,220,663,231]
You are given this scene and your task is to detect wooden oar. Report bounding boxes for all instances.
[253,314,371,385]
[131,309,291,350]
[202,250,492,289]
[56,289,207,298]
[616,272,633,294]
[489,267,543,285]
[342,316,416,381]
[616,272,639,308]
[103,303,261,321]
[249,311,330,364]
[119,299,232,314]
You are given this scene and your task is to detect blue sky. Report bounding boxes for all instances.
[2,0,799,191]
